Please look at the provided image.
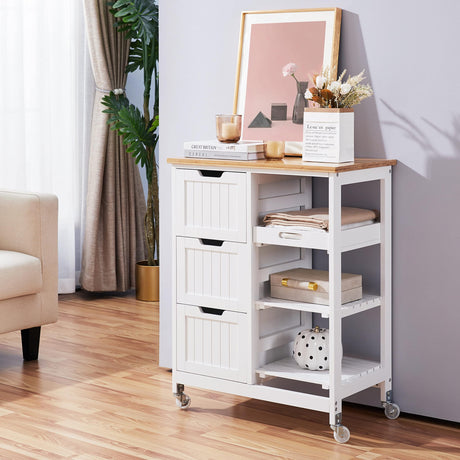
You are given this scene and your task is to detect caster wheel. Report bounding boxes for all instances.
[176,395,191,409]
[333,425,350,444]
[384,402,400,420]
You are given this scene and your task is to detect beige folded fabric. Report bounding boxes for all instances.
[263,207,379,231]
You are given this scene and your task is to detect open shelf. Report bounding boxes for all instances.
[256,356,381,389]
[253,223,381,252]
[255,294,381,318]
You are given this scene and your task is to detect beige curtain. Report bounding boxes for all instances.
[81,0,146,292]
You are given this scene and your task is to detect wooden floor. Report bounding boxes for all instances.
[0,293,458,459]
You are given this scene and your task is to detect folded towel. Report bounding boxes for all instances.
[265,220,376,232]
[263,207,379,231]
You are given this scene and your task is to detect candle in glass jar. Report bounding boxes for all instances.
[265,141,285,159]
[221,122,239,140]
[216,114,242,142]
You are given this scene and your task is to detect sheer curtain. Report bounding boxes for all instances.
[0,1,94,293]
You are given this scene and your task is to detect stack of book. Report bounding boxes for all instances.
[184,140,265,161]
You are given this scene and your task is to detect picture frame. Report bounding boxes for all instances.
[233,8,342,155]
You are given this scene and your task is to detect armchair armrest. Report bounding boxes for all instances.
[0,191,57,259]
[0,191,58,322]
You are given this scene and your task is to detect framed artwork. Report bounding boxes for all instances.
[233,8,342,154]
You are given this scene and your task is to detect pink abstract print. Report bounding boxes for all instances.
[243,21,326,141]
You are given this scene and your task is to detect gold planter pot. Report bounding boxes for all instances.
[135,261,159,302]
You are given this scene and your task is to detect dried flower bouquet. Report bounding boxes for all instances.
[305,68,373,109]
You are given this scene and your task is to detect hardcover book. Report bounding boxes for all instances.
[184,139,265,153]
[184,149,265,160]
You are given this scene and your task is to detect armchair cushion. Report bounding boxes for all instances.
[0,250,42,300]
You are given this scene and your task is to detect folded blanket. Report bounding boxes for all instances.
[263,207,379,231]
[265,220,376,232]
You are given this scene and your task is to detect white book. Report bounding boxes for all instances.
[184,149,265,161]
[184,139,265,153]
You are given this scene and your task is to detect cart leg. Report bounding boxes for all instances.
[380,388,400,420]
[173,383,191,409]
[329,398,342,427]
[330,401,351,444]
[379,379,392,402]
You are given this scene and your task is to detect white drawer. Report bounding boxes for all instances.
[177,304,248,382]
[177,237,250,312]
[175,169,247,242]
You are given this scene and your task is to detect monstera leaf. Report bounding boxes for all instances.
[111,0,157,44]
[102,92,157,183]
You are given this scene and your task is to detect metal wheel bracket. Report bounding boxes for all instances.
[335,413,342,426]
[174,383,186,403]
[173,383,184,396]
[330,412,342,431]
[381,390,394,408]
[385,389,393,404]
[173,383,191,409]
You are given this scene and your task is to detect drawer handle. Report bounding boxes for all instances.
[279,231,302,240]
[200,307,224,316]
[199,170,224,178]
[200,238,224,246]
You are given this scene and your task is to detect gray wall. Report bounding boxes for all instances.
[159,0,460,422]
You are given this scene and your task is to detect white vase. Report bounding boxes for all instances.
[293,326,337,371]
[302,108,354,163]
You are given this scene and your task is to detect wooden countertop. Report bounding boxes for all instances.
[167,156,397,173]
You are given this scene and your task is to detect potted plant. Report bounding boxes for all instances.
[302,68,373,163]
[102,0,159,300]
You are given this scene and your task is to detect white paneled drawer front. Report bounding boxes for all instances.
[175,169,247,242]
[177,304,249,382]
[177,237,250,312]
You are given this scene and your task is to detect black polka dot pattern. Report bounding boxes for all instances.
[292,327,331,371]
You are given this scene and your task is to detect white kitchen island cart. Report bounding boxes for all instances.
[168,156,399,443]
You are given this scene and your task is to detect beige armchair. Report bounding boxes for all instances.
[0,190,58,360]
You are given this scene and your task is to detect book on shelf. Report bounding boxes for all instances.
[184,149,265,161]
[184,139,265,153]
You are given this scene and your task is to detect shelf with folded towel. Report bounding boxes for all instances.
[255,293,381,318]
[253,222,381,251]
[262,207,378,230]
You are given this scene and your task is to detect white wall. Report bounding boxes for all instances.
[159,0,460,422]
